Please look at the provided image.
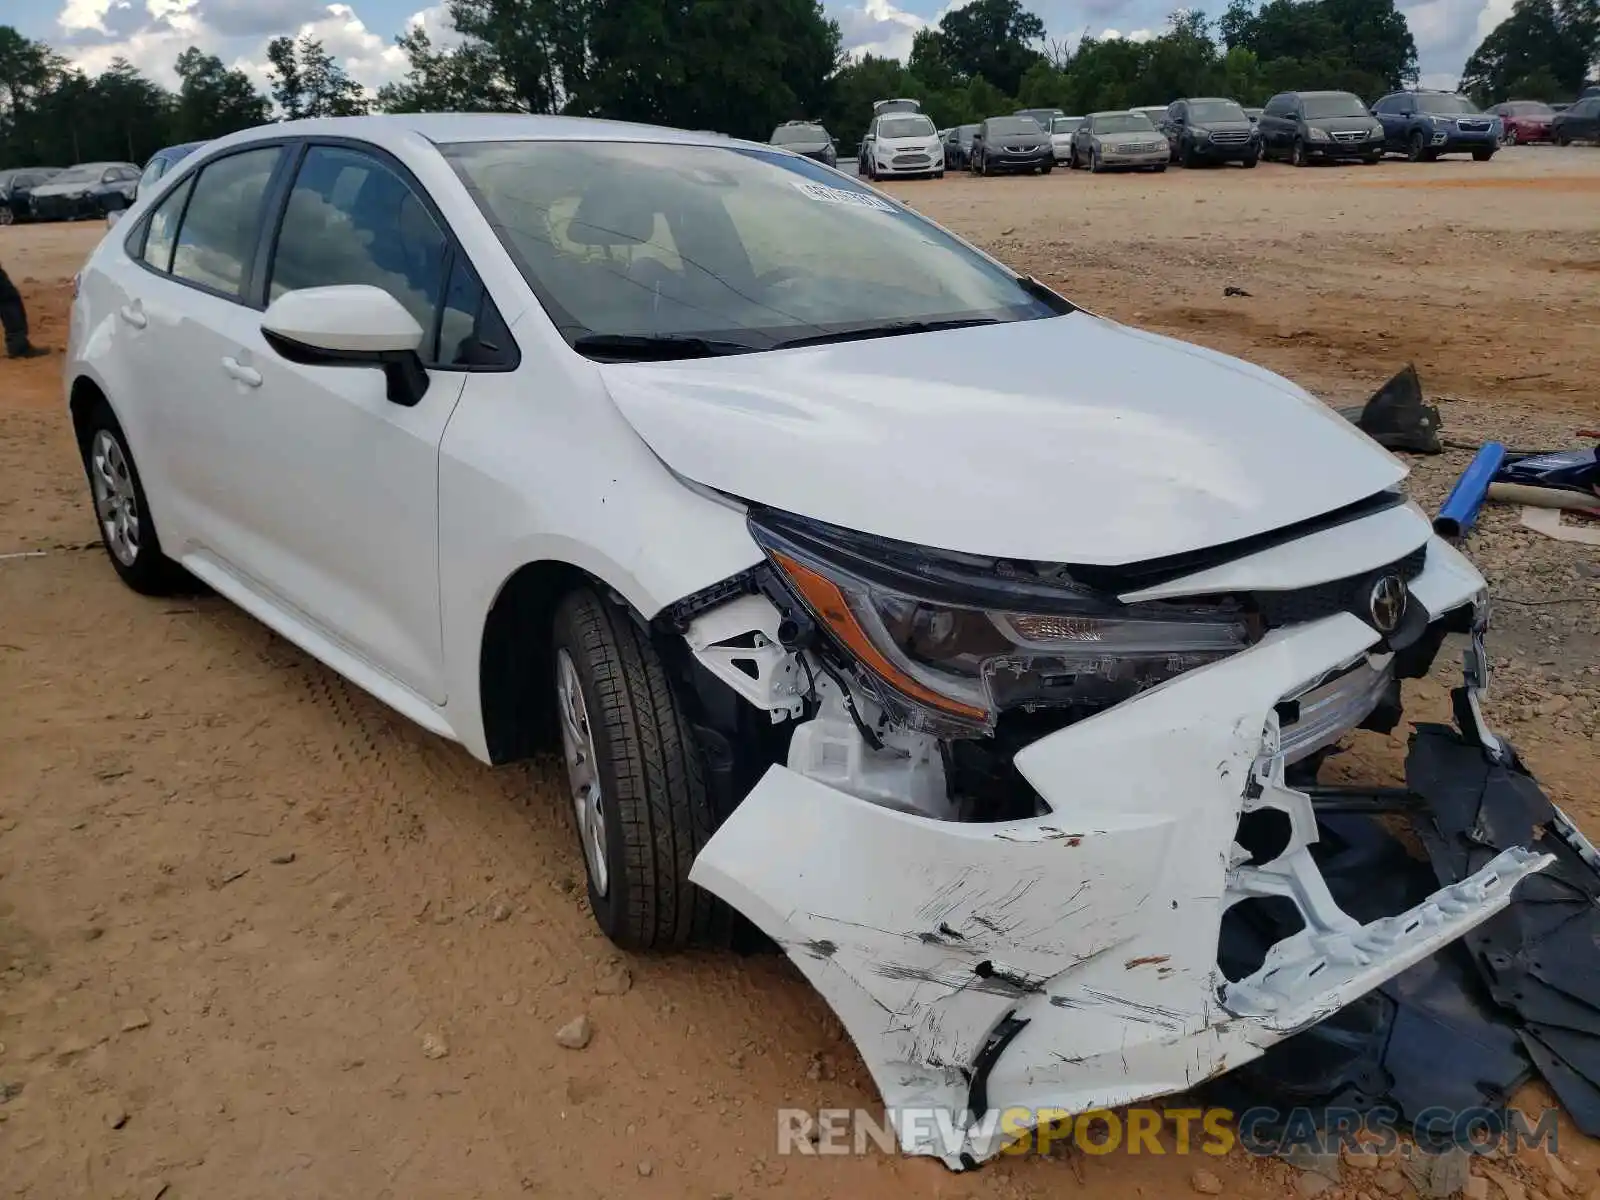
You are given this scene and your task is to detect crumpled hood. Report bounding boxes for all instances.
[599,313,1406,566]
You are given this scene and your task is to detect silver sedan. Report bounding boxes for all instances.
[1069,112,1171,173]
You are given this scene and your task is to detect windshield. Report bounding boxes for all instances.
[1190,101,1246,122]
[1505,102,1553,116]
[1420,94,1479,115]
[988,118,1045,136]
[878,115,935,138]
[1092,113,1154,133]
[444,140,1064,356]
[1302,94,1368,119]
[51,165,103,184]
[1052,117,1083,133]
[772,124,827,145]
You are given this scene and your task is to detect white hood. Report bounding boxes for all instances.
[599,313,1406,566]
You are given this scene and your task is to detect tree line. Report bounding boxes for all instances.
[2,0,1596,172]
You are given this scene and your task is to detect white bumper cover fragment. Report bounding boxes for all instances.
[688,539,1551,1167]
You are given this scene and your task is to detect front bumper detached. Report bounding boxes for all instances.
[688,540,1552,1167]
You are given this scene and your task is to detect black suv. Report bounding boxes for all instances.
[770,121,838,168]
[1372,91,1498,161]
[0,167,62,224]
[969,116,1053,176]
[1258,91,1385,165]
[1160,97,1261,167]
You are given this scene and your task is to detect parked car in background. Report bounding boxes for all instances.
[1070,111,1169,172]
[1581,85,1600,100]
[942,123,981,170]
[1373,91,1498,161]
[1552,96,1600,142]
[0,166,61,224]
[1015,107,1065,131]
[770,121,837,168]
[1258,92,1384,165]
[1552,97,1600,144]
[1161,98,1260,167]
[1488,101,1556,144]
[860,111,944,179]
[969,116,1054,175]
[27,162,141,220]
[1130,106,1170,129]
[1049,115,1085,162]
[136,141,207,200]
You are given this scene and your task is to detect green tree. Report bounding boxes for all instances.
[266,34,369,119]
[1460,0,1597,102]
[171,47,270,142]
[934,0,1046,95]
[378,27,522,112]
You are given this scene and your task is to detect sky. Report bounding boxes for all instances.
[8,0,1503,100]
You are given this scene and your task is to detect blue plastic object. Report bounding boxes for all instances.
[1433,442,1507,539]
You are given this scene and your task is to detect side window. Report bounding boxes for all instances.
[1372,96,1392,114]
[436,255,514,368]
[170,147,281,299]
[1264,96,1285,117]
[268,144,447,339]
[139,158,167,191]
[1168,102,1183,121]
[141,174,194,273]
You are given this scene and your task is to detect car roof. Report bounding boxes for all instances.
[1090,109,1144,117]
[1182,97,1238,104]
[208,114,769,155]
[152,140,208,159]
[1291,90,1358,98]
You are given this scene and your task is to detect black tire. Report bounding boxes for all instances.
[1472,148,1495,162]
[934,169,945,179]
[1406,130,1427,162]
[77,399,187,596]
[1040,163,1052,174]
[1067,146,1079,169]
[1152,163,1167,172]
[1180,140,1197,167]
[1291,138,1308,167]
[550,588,727,952]
[1090,148,1103,173]
[1363,152,1382,164]
[1241,153,1259,168]
[1556,130,1571,146]
[0,206,13,226]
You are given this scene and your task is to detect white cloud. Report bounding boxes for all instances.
[1098,26,1155,41]
[51,0,436,95]
[832,0,927,61]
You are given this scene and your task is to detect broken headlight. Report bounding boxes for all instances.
[750,512,1253,732]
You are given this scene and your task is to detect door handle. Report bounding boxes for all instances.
[221,356,262,388]
[117,303,146,329]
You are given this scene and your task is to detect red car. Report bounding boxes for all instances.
[1488,100,1556,144]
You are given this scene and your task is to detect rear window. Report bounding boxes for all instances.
[772,125,827,145]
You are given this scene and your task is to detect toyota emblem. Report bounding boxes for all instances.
[1368,574,1408,634]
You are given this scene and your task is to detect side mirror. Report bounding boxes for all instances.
[261,284,429,407]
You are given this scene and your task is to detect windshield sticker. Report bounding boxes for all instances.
[791,181,896,213]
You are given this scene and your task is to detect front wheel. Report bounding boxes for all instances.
[79,402,187,595]
[934,169,945,179]
[1040,163,1053,174]
[1291,138,1308,167]
[1556,130,1571,146]
[1180,140,1197,167]
[1241,153,1259,168]
[1406,130,1427,162]
[1472,148,1495,162]
[1152,163,1167,172]
[1090,149,1103,173]
[1502,127,1518,146]
[550,588,727,952]
[1363,152,1382,164]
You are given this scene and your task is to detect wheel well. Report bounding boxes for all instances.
[69,376,108,453]
[478,560,606,765]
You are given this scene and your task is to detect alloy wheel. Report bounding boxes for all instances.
[89,430,140,567]
[556,647,608,897]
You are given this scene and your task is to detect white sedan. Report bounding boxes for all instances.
[67,114,1547,1166]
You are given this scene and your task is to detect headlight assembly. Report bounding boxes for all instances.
[1308,127,1330,142]
[751,512,1253,733]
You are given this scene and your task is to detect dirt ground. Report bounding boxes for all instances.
[2,146,1599,1200]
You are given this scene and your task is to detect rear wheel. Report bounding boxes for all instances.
[550,588,728,952]
[78,401,187,595]
[1180,139,1197,167]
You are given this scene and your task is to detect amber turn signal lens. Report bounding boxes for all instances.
[770,550,988,723]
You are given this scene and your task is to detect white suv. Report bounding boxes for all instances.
[67,114,1546,1166]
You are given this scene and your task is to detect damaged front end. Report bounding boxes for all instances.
[663,500,1552,1168]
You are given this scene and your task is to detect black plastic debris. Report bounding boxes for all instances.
[1494,447,1600,497]
[1208,814,1534,1125]
[1338,364,1444,455]
[1409,724,1600,1135]
[1209,720,1600,1137]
